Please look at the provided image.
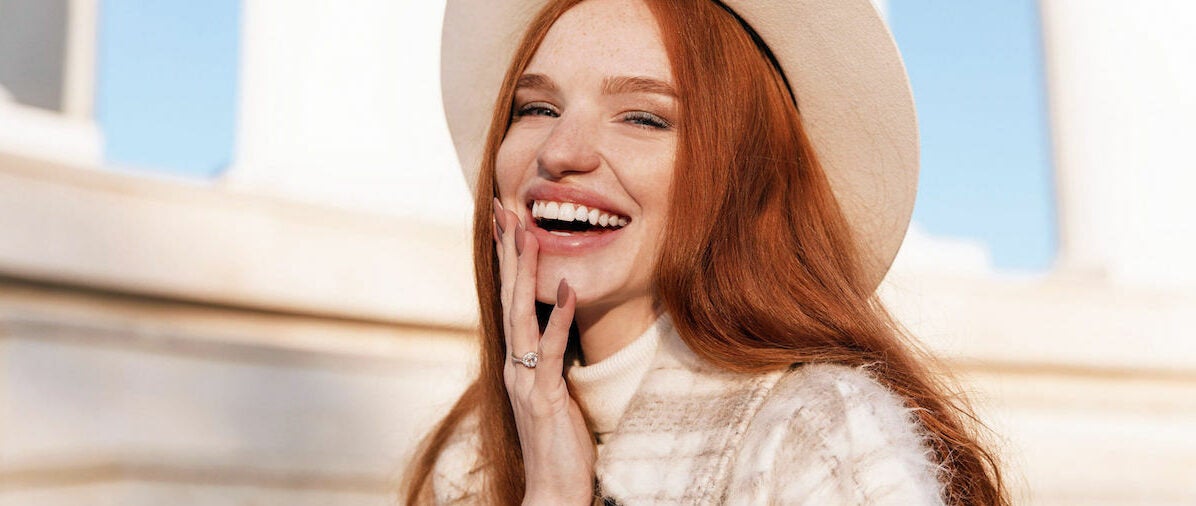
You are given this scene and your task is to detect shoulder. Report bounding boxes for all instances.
[728,363,946,506]
[769,363,924,436]
[428,411,485,505]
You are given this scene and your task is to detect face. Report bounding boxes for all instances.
[495,0,677,318]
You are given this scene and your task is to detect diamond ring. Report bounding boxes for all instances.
[511,351,539,368]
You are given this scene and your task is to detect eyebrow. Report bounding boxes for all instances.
[515,73,557,93]
[601,75,678,98]
[515,73,677,98]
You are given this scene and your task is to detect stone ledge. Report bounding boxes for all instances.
[0,454,394,493]
[880,270,1196,375]
[0,152,477,328]
[0,311,475,484]
[0,277,477,363]
[0,101,102,167]
[0,479,392,506]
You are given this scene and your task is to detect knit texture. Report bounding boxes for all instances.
[430,320,946,505]
[567,315,665,443]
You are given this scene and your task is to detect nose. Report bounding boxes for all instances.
[536,112,601,178]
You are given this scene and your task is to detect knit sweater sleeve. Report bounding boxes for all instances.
[727,364,946,506]
[428,413,485,505]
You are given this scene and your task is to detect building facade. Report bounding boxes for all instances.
[1,0,1193,504]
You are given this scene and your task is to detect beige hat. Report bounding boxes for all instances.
[440,0,918,291]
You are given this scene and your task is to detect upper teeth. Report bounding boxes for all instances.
[531,200,629,227]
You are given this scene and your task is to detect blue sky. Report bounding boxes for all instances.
[94,0,1056,271]
[890,0,1056,271]
[96,0,240,178]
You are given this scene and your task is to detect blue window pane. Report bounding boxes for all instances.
[890,0,1057,271]
[97,0,240,178]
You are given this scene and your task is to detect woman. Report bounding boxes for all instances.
[407,0,1007,504]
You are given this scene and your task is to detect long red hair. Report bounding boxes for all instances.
[405,1,1008,504]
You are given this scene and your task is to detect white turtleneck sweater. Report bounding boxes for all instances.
[565,315,669,446]
[431,313,947,505]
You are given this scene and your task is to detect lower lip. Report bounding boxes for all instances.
[528,222,624,255]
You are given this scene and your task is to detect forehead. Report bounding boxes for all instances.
[525,0,673,83]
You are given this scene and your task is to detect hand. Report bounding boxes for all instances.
[493,199,596,506]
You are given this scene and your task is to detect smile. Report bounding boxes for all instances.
[530,199,630,236]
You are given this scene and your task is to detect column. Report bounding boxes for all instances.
[1041,0,1196,286]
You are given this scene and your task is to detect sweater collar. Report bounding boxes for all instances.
[592,316,788,502]
[566,314,673,440]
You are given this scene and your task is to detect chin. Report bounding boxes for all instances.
[534,261,581,305]
[534,258,615,307]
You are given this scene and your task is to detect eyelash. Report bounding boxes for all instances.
[514,103,672,130]
[622,111,671,130]
[515,102,559,118]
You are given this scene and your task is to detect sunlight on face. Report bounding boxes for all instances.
[495,0,677,326]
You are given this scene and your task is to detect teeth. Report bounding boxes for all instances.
[527,199,630,228]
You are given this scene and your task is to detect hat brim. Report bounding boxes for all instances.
[440,0,918,291]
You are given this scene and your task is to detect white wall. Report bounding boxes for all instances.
[1042,0,1196,287]
[225,0,472,227]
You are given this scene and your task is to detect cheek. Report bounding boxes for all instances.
[653,148,677,193]
[493,146,518,198]
[629,154,676,218]
[494,134,538,200]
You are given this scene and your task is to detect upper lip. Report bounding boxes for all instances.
[523,184,631,219]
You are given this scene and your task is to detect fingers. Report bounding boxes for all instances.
[494,198,540,369]
[496,201,519,315]
[492,198,505,258]
[508,223,540,359]
[493,198,515,363]
[534,279,574,391]
[494,198,575,392]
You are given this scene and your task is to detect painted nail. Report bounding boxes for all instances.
[492,198,505,234]
[515,223,525,255]
[492,220,501,243]
[557,278,569,308]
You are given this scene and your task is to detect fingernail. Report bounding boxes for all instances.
[557,278,569,308]
[492,220,501,243]
[515,223,525,255]
[492,198,505,234]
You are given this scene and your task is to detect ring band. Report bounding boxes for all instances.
[511,351,539,368]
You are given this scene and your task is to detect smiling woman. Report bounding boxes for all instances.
[406,0,1008,504]
[494,5,679,363]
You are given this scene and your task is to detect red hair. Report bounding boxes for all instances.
[405,1,1008,504]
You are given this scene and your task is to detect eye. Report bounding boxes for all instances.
[514,101,559,119]
[622,111,672,130]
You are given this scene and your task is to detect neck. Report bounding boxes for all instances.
[574,296,659,365]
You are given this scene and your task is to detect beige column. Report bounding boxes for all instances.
[223,0,471,226]
[1041,0,1196,286]
[62,0,97,119]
